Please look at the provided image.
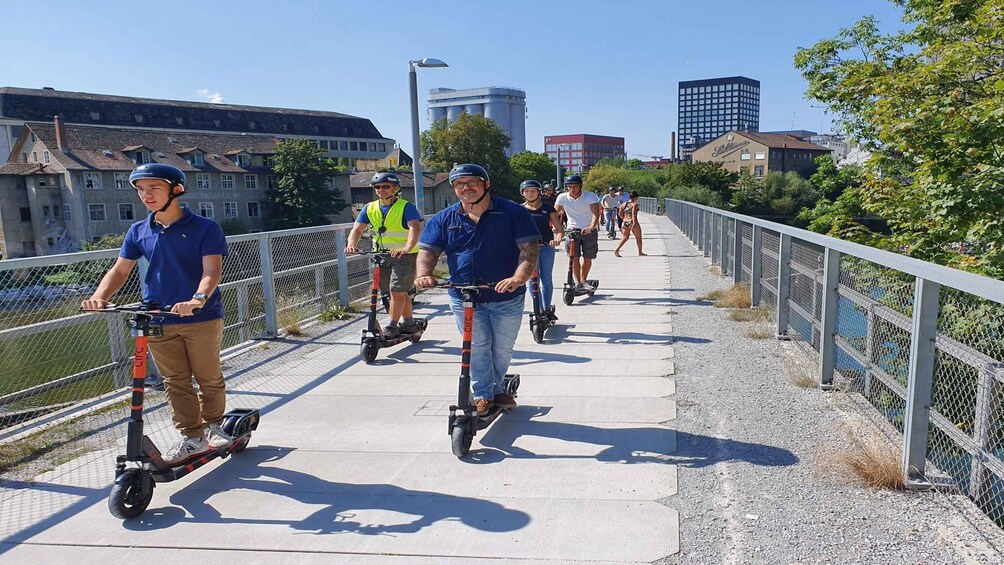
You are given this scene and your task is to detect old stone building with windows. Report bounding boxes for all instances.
[0,118,317,258]
[691,131,831,179]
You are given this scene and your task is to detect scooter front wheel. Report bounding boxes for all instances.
[531,320,545,343]
[360,339,379,364]
[108,469,153,519]
[451,422,473,458]
[563,290,575,306]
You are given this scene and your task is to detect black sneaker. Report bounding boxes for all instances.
[382,325,400,339]
[399,320,422,334]
[546,306,558,321]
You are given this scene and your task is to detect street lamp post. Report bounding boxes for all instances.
[409,57,448,217]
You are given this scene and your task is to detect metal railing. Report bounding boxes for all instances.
[665,198,1004,528]
[637,197,659,215]
[0,223,376,436]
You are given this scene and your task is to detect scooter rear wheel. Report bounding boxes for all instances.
[451,423,472,458]
[108,470,153,519]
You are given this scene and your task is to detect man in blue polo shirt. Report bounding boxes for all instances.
[82,163,230,467]
[415,164,541,416]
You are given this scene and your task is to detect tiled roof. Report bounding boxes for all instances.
[350,171,449,189]
[735,132,829,151]
[0,86,388,140]
[0,162,58,175]
[23,122,278,173]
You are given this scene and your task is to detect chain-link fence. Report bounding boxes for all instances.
[665,198,1004,529]
[0,223,372,440]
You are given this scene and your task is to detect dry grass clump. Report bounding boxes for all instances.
[697,284,752,309]
[745,324,775,339]
[827,430,906,490]
[277,294,308,336]
[729,307,772,322]
[785,357,818,388]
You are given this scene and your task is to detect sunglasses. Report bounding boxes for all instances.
[373,184,397,190]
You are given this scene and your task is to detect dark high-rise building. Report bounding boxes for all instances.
[677,76,760,161]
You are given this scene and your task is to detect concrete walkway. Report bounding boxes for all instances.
[1,214,680,563]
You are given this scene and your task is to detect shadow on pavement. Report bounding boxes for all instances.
[123,448,530,535]
[471,407,797,468]
[546,325,710,345]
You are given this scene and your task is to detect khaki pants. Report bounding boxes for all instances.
[149,318,226,438]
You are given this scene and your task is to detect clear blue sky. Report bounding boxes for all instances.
[1,0,907,159]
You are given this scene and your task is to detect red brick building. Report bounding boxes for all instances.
[544,134,625,173]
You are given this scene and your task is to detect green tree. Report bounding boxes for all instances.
[809,154,862,200]
[795,2,1004,276]
[582,164,628,194]
[624,158,645,170]
[420,113,516,200]
[81,233,125,251]
[730,171,821,219]
[510,151,559,185]
[667,161,739,203]
[265,138,346,230]
[596,155,626,168]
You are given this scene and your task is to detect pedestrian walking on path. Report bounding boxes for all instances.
[81,163,232,466]
[614,191,646,257]
[415,164,541,416]
[554,175,601,292]
[344,172,423,338]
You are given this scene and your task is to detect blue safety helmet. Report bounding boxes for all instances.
[370,172,400,187]
[449,164,490,186]
[519,179,542,192]
[565,174,583,185]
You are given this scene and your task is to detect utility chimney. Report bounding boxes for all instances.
[54,115,69,154]
[671,132,677,161]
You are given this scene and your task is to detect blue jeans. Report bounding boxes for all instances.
[604,209,618,237]
[448,294,524,402]
[526,245,555,310]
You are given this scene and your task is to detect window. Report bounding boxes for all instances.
[349,141,358,151]
[192,153,204,166]
[21,152,27,162]
[244,174,258,190]
[43,150,50,164]
[267,174,279,189]
[46,237,55,247]
[64,204,71,222]
[221,174,235,189]
[43,206,50,218]
[754,165,765,178]
[114,172,130,190]
[237,154,251,167]
[88,204,106,222]
[20,207,31,221]
[224,202,239,218]
[84,172,103,189]
[119,203,135,221]
[263,155,275,167]
[740,152,751,161]
[197,173,211,190]
[137,151,151,164]
[53,205,61,218]
[199,202,214,218]
[247,201,260,217]
[378,143,386,152]
[32,151,37,162]
[754,152,765,160]
[368,142,377,152]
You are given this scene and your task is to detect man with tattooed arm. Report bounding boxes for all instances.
[415,164,541,416]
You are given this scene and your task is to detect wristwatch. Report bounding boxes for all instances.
[192,292,208,304]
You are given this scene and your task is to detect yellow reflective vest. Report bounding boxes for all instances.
[366,198,416,253]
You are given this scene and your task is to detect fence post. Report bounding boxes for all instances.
[733,220,743,285]
[970,363,1003,508]
[902,277,940,482]
[751,226,762,306]
[336,228,350,307]
[236,283,249,343]
[818,248,841,388]
[315,266,326,309]
[711,214,720,267]
[864,304,875,399]
[776,233,792,338]
[702,211,710,256]
[721,217,730,273]
[106,314,130,388]
[258,234,278,338]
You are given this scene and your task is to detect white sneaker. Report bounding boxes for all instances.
[204,423,233,449]
[580,281,595,291]
[163,436,211,466]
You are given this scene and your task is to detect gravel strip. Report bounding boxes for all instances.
[649,215,1004,565]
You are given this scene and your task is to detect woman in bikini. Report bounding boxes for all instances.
[614,191,645,257]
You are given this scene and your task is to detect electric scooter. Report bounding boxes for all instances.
[528,243,557,343]
[358,249,428,363]
[437,283,520,458]
[562,229,600,306]
[81,302,260,520]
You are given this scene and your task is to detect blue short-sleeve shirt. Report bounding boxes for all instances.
[120,208,229,324]
[418,196,541,302]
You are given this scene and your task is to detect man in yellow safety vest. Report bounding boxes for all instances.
[345,172,424,337]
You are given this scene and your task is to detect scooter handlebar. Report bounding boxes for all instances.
[431,282,497,290]
[80,303,197,315]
